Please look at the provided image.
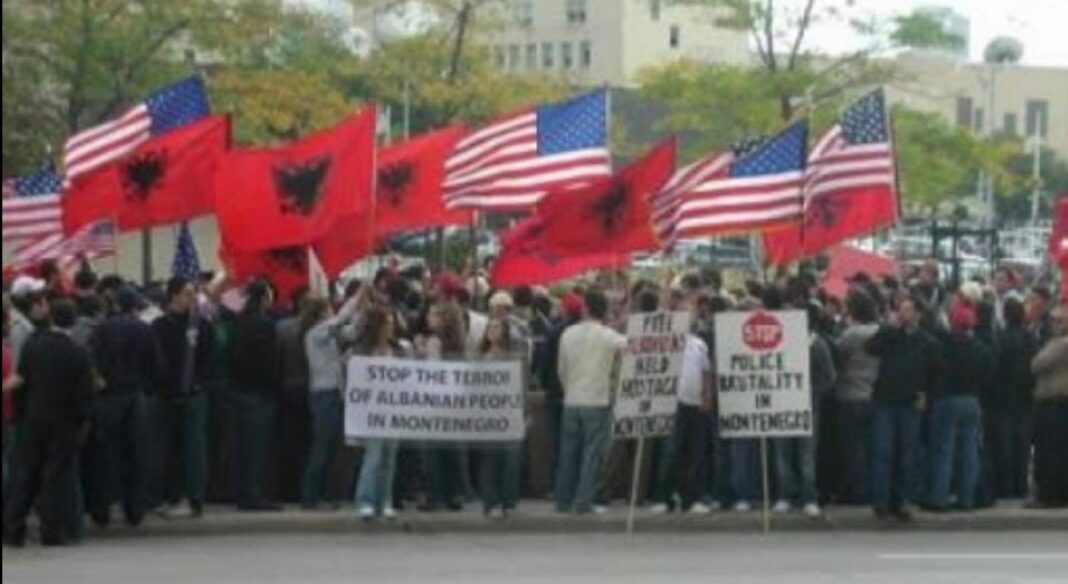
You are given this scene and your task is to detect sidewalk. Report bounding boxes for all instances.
[89,501,1068,539]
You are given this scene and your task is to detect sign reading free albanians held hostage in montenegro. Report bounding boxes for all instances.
[613,311,691,439]
[714,310,812,439]
[345,356,525,442]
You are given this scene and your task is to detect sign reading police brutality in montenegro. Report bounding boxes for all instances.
[345,356,525,442]
[613,311,691,439]
[714,310,811,439]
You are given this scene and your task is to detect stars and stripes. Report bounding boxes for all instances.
[63,76,210,183]
[2,167,63,242]
[670,122,808,239]
[443,89,611,211]
[171,222,201,280]
[804,88,896,207]
[10,219,116,270]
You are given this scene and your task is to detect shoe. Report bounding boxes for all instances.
[689,502,713,515]
[772,500,791,514]
[446,500,464,512]
[90,508,111,529]
[190,501,204,519]
[382,507,398,522]
[486,507,504,520]
[873,508,891,521]
[40,534,73,547]
[166,501,195,518]
[708,501,722,512]
[592,505,609,515]
[803,503,822,518]
[358,505,376,521]
[124,512,145,528]
[733,501,752,513]
[648,503,670,515]
[892,507,914,522]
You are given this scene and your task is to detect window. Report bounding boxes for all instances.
[580,41,592,68]
[525,44,538,70]
[955,96,973,128]
[973,107,984,133]
[508,44,520,71]
[542,42,555,69]
[514,0,534,27]
[1026,99,1049,138]
[561,42,574,69]
[566,0,587,24]
[1003,113,1018,137]
[650,0,662,21]
[670,25,681,48]
[494,46,506,69]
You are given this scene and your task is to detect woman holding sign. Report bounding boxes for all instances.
[478,317,523,519]
[354,307,409,521]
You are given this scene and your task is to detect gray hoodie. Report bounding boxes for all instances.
[834,323,880,403]
[304,298,360,393]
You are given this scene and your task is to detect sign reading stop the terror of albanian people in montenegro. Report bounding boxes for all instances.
[613,311,691,439]
[713,310,812,439]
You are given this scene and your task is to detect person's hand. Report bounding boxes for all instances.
[887,310,903,329]
[915,392,927,413]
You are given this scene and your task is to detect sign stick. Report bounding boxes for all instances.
[626,437,645,535]
[761,436,771,534]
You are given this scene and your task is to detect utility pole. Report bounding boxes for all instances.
[1030,111,1044,227]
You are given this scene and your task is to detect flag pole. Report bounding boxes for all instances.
[625,436,644,535]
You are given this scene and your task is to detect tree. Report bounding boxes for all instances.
[998,146,1068,222]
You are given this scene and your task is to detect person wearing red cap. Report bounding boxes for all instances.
[925,299,992,512]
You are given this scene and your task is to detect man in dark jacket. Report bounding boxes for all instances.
[150,277,215,517]
[538,292,584,492]
[85,286,160,527]
[3,300,94,547]
[229,280,281,511]
[273,288,310,504]
[865,295,942,520]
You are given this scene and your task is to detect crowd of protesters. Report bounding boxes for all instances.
[2,257,1066,546]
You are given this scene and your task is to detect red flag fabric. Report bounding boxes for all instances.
[1050,196,1068,260]
[763,90,898,265]
[376,127,470,236]
[537,139,675,257]
[313,212,375,279]
[221,245,310,304]
[214,109,375,253]
[490,217,625,287]
[63,116,230,233]
[820,246,898,299]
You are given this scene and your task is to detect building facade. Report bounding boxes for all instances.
[488,0,750,86]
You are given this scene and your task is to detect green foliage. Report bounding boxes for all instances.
[890,13,966,51]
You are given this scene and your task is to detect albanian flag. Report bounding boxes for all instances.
[376,127,470,236]
[490,217,625,287]
[214,108,375,253]
[313,212,375,279]
[537,139,674,257]
[221,244,311,304]
[63,115,230,234]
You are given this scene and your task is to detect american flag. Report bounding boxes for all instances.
[443,89,611,211]
[804,89,896,208]
[10,219,116,270]
[671,122,808,239]
[63,76,210,183]
[2,167,63,242]
[171,222,201,280]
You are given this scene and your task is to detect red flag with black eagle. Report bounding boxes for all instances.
[536,139,675,257]
[220,244,311,304]
[376,127,470,236]
[1052,195,1068,303]
[490,216,626,287]
[63,115,230,233]
[214,108,375,253]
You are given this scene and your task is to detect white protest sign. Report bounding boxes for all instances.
[613,311,691,439]
[345,356,525,442]
[714,310,811,439]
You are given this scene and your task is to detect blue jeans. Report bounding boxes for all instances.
[929,396,982,509]
[83,392,150,521]
[422,446,465,507]
[480,443,522,512]
[150,393,209,506]
[870,405,921,512]
[555,406,611,514]
[834,400,872,504]
[301,392,343,508]
[729,440,760,505]
[355,439,400,514]
[652,404,711,509]
[229,391,275,507]
[774,436,818,506]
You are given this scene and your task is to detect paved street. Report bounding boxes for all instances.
[5,530,1068,584]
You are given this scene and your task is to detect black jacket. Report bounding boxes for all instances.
[538,316,579,404]
[992,326,1037,412]
[936,332,993,400]
[865,325,942,406]
[15,329,94,430]
[152,311,216,397]
[231,311,280,394]
[91,313,160,394]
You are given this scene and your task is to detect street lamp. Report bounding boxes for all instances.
[980,37,1023,226]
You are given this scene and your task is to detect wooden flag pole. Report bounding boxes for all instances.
[761,436,771,534]
[626,436,645,535]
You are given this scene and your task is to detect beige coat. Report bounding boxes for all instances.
[1032,336,1068,401]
